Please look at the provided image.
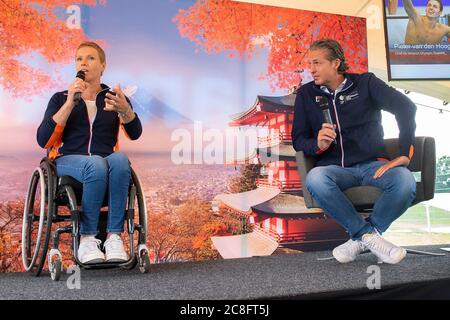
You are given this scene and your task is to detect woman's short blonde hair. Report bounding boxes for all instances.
[76,42,106,64]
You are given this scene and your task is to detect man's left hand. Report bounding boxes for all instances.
[373,156,410,179]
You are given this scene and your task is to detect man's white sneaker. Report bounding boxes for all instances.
[362,233,407,264]
[332,239,366,263]
[104,234,129,262]
[78,236,105,264]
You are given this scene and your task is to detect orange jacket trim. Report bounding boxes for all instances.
[44,123,65,149]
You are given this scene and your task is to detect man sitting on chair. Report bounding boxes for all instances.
[292,39,417,264]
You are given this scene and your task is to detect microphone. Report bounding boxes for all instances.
[317,97,337,145]
[73,70,85,105]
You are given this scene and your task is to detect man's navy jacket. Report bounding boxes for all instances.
[292,72,416,167]
[37,84,142,160]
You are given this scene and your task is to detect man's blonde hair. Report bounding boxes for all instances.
[310,39,349,74]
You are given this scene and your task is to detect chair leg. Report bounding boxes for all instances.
[405,248,446,256]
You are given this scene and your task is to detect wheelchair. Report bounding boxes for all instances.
[21,156,151,281]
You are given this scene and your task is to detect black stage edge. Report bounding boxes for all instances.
[0,245,449,300]
[274,277,450,299]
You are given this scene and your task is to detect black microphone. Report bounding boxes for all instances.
[73,70,85,105]
[318,97,337,145]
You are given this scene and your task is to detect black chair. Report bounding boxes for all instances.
[296,136,444,257]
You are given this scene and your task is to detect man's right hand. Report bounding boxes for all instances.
[317,123,337,150]
[67,78,88,104]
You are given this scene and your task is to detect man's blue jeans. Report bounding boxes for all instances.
[305,160,416,240]
[55,152,131,236]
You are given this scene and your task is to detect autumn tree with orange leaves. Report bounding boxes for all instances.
[174,0,368,90]
[146,198,244,263]
[0,201,23,272]
[0,0,105,98]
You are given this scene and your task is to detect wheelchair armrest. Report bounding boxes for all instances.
[40,156,57,173]
[295,150,317,208]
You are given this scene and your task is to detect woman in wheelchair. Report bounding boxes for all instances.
[36,42,142,265]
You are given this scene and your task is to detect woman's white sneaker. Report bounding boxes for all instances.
[332,239,366,263]
[104,234,129,262]
[362,233,406,264]
[78,236,105,264]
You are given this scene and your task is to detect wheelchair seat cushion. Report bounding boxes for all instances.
[57,175,110,207]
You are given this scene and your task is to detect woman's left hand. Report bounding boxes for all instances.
[104,84,131,115]
[373,156,410,179]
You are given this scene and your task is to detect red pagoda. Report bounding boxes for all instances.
[212,93,348,256]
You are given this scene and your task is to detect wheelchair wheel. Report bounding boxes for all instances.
[49,255,62,281]
[130,168,150,272]
[21,160,55,276]
[131,167,147,241]
[138,251,151,274]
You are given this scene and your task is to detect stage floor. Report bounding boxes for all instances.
[1,245,449,300]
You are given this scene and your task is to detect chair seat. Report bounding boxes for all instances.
[307,186,383,211]
[296,137,436,210]
[344,186,382,209]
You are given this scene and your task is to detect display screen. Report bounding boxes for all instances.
[384,0,450,80]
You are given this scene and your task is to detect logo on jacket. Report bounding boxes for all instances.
[338,91,359,104]
[315,96,326,103]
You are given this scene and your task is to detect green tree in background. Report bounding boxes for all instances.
[228,164,262,193]
[435,155,450,193]
[226,164,262,234]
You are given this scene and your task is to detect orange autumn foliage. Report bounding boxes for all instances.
[0,0,106,98]
[174,0,368,90]
[0,200,23,272]
[192,220,228,260]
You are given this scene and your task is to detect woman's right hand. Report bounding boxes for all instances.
[67,78,88,104]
